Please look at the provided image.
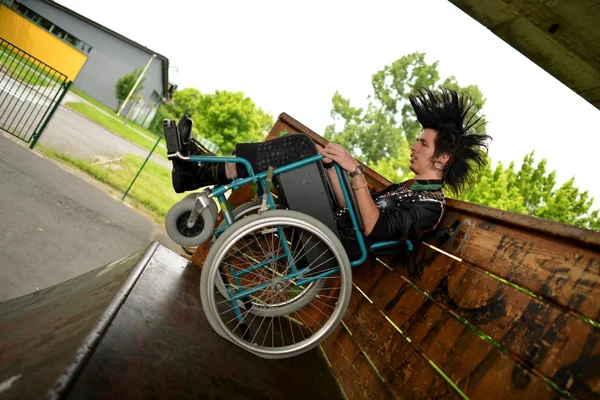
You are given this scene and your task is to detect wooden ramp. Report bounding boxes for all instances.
[0,242,344,400]
[190,113,600,400]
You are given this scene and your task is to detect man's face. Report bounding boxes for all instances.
[409,128,438,175]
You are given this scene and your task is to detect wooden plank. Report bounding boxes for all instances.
[361,250,560,398]
[321,324,360,374]
[344,285,462,400]
[301,257,387,334]
[424,258,600,399]
[402,295,556,400]
[427,210,600,322]
[357,265,559,399]
[321,325,394,400]
[377,250,595,397]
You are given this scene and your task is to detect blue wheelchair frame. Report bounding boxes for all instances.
[185,153,407,305]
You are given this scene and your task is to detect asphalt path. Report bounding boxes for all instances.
[0,73,170,168]
[0,134,180,301]
[39,105,171,169]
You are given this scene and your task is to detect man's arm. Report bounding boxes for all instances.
[325,167,346,208]
[318,143,381,235]
[349,173,380,236]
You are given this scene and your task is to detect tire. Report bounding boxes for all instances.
[200,210,352,359]
[165,198,217,247]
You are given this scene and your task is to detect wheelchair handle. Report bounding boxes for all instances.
[260,166,275,213]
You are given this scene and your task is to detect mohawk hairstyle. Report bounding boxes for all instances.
[409,88,491,195]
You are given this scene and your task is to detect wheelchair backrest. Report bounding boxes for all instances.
[274,160,340,236]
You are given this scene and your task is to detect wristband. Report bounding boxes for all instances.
[352,182,368,191]
[322,161,334,169]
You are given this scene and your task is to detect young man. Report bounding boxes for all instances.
[170,88,491,242]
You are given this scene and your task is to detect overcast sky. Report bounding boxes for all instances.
[57,0,600,209]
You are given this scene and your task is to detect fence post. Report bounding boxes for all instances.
[29,81,72,149]
[122,135,162,201]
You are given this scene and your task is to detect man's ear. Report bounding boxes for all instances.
[437,153,450,169]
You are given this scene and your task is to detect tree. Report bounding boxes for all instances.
[326,52,598,230]
[159,89,273,155]
[325,52,486,180]
[115,69,145,112]
[196,90,272,155]
[460,152,599,230]
[164,87,204,118]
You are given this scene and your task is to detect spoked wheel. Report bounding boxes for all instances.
[213,200,322,318]
[200,210,351,359]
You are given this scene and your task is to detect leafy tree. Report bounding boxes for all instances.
[326,52,598,230]
[325,52,486,175]
[115,68,145,112]
[195,90,272,155]
[165,87,204,118]
[460,152,599,230]
[158,89,273,155]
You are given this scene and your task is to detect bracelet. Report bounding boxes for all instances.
[352,182,368,191]
[322,161,334,169]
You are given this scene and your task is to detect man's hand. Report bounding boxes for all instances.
[318,143,359,172]
[315,144,333,164]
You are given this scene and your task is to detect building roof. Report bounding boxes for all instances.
[41,0,170,96]
[448,0,600,112]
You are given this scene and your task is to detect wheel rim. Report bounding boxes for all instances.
[175,211,205,237]
[204,213,350,358]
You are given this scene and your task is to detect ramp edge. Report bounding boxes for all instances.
[46,241,161,400]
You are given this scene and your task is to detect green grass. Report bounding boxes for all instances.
[38,145,185,223]
[64,101,166,157]
[70,86,118,116]
[0,44,65,87]
[69,87,160,137]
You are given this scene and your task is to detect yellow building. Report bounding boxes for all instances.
[0,2,87,81]
[0,0,171,121]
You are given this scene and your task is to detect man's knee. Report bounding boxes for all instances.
[290,134,318,156]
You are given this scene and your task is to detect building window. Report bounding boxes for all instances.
[9,1,93,55]
[39,18,52,31]
[150,90,161,102]
[64,34,80,47]
[51,25,67,39]
[79,43,92,54]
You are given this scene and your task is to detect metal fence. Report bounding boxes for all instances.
[0,37,72,148]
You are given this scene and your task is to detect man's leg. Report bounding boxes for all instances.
[171,134,318,193]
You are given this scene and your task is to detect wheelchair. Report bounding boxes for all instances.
[163,118,415,359]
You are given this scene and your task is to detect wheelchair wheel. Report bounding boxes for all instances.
[215,200,281,233]
[165,197,218,247]
[214,201,325,318]
[200,210,351,359]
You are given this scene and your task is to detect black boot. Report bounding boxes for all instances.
[170,114,234,193]
[172,161,233,193]
[171,115,196,193]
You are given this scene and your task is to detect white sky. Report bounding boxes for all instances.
[57,0,600,209]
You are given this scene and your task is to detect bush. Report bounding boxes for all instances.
[115,69,145,112]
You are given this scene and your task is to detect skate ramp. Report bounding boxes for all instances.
[0,242,344,400]
[188,112,600,400]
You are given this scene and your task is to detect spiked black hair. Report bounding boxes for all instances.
[409,88,491,195]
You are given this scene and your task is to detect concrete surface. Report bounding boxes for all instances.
[0,132,180,301]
